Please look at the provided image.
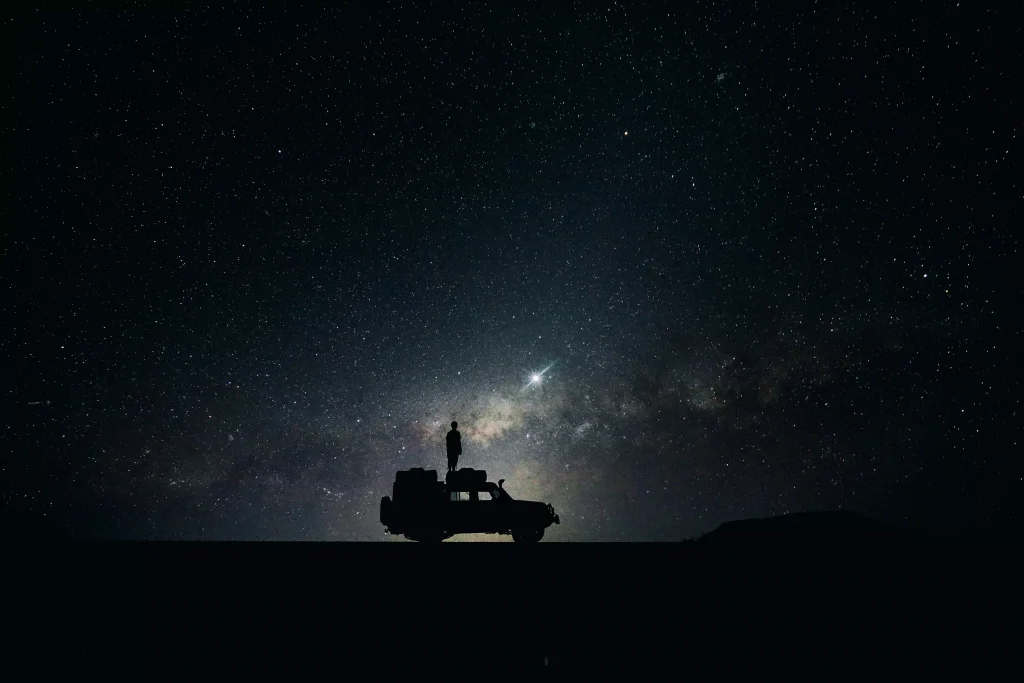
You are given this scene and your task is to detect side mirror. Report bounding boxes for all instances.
[498,479,505,489]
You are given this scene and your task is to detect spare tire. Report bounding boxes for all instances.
[380,496,393,526]
[512,527,544,543]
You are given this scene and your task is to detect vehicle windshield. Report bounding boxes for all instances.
[490,484,513,501]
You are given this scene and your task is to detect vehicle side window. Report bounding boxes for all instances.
[451,490,498,501]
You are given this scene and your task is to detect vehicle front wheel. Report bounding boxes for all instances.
[512,528,544,543]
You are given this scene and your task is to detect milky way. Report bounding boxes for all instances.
[8,4,1018,539]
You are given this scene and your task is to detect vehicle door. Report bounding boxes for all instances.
[469,488,500,532]
[490,488,517,531]
[448,490,475,532]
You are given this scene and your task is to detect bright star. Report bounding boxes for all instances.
[521,361,557,392]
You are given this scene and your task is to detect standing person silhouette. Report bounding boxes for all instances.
[446,421,462,473]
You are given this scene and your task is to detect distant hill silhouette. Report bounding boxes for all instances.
[691,510,918,545]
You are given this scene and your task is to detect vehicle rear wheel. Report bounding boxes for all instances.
[412,529,446,543]
[512,528,544,543]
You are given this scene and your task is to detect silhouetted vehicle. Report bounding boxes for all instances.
[380,467,560,542]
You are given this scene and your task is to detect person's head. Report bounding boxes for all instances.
[451,421,458,430]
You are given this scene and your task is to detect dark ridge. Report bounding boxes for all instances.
[692,509,917,545]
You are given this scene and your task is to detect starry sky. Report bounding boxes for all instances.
[7,3,1020,540]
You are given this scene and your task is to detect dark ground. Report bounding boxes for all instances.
[7,513,1017,676]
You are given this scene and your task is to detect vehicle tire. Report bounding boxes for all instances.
[513,528,544,543]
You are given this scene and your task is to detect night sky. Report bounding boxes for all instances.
[8,3,1020,540]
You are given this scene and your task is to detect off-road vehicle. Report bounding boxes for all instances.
[380,467,560,542]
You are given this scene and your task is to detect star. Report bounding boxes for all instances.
[18,4,1006,544]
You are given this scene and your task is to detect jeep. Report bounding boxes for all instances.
[380,467,560,542]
